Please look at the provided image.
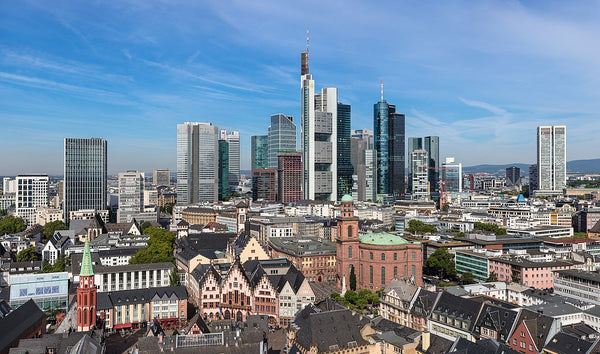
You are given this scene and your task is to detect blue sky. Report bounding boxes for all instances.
[1,0,599,175]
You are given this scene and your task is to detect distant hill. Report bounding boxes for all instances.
[464,158,600,175]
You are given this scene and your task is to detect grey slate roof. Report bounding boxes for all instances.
[96,286,187,310]
[447,337,520,354]
[515,309,556,351]
[473,303,519,342]
[431,292,483,332]
[543,332,596,354]
[0,299,46,353]
[410,288,440,318]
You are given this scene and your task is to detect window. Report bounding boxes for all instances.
[513,339,517,345]
[369,266,373,284]
[412,251,416,260]
[348,246,353,259]
[348,225,353,238]
[411,265,416,277]
[393,253,397,261]
[369,252,373,260]
[529,345,533,351]
[394,266,398,277]
[381,253,385,261]
[381,267,386,284]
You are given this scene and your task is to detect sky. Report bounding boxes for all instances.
[1,0,600,175]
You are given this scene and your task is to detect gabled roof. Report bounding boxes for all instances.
[590,220,600,234]
[96,286,187,310]
[447,337,520,354]
[383,278,419,302]
[185,313,210,334]
[515,309,555,351]
[410,288,440,317]
[0,299,46,353]
[544,332,596,354]
[474,303,518,342]
[431,292,484,332]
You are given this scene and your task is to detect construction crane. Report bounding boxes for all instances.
[467,174,488,199]
[424,166,455,209]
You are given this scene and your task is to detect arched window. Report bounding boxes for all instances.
[412,265,416,277]
[348,246,353,259]
[348,225,353,238]
[369,266,373,284]
[381,253,385,261]
[394,267,398,278]
[381,267,386,284]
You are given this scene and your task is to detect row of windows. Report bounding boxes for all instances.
[349,248,417,261]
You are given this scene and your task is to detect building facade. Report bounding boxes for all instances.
[15,174,48,226]
[251,135,269,171]
[407,137,423,193]
[506,166,521,187]
[176,122,219,204]
[424,136,440,194]
[64,138,107,223]
[268,114,297,169]
[252,169,277,202]
[220,130,240,191]
[277,152,303,204]
[117,171,144,223]
[537,125,566,192]
[442,157,462,193]
[411,150,429,199]
[153,169,170,186]
[337,102,353,200]
[218,139,230,200]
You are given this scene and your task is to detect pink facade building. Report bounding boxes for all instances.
[489,257,573,289]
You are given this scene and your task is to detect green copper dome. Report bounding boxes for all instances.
[79,236,94,277]
[341,194,353,202]
[359,232,418,246]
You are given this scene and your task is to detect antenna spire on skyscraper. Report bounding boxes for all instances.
[381,80,384,101]
[306,27,309,57]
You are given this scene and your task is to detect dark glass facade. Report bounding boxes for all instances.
[251,135,268,170]
[374,101,389,195]
[424,136,440,194]
[337,102,353,199]
[218,140,229,200]
[374,101,405,198]
[407,137,423,193]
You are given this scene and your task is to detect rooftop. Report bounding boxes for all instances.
[268,237,336,256]
[359,232,416,246]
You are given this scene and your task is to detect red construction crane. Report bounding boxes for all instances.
[424,166,455,209]
[467,174,488,199]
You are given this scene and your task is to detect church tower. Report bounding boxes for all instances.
[336,194,359,289]
[77,236,97,332]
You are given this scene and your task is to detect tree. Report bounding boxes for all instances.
[160,203,175,215]
[0,209,7,216]
[344,290,358,304]
[474,222,507,235]
[130,227,176,264]
[454,232,466,238]
[169,267,180,286]
[41,220,68,240]
[424,248,457,280]
[405,220,437,234]
[487,271,498,282]
[140,221,152,233]
[512,274,520,283]
[349,266,357,291]
[461,271,476,285]
[52,254,66,272]
[0,215,27,235]
[40,260,52,273]
[16,247,40,262]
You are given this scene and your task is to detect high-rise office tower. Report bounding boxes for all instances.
[300,37,337,201]
[350,129,376,202]
[219,130,240,192]
[117,171,144,223]
[15,174,48,226]
[251,135,269,170]
[277,151,303,204]
[407,137,423,193]
[529,164,538,192]
[252,169,277,202]
[3,177,17,194]
[442,157,462,193]
[373,84,405,199]
[337,102,353,199]
[64,138,107,223]
[153,169,170,186]
[506,166,521,187]
[411,150,429,199]
[176,122,219,204]
[537,126,566,191]
[218,139,230,201]
[268,114,296,169]
[424,136,440,194]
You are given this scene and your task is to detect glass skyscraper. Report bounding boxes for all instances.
[537,125,566,191]
[268,114,296,169]
[374,99,405,198]
[442,157,462,193]
[337,102,353,199]
[177,122,219,204]
[218,139,230,200]
[407,137,423,193]
[251,135,269,170]
[424,136,440,194]
[64,138,107,223]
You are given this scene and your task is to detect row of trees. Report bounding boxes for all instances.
[331,289,382,312]
[474,222,507,235]
[41,220,68,239]
[0,215,27,235]
[405,220,438,234]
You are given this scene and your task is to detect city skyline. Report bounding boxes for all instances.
[2,1,600,175]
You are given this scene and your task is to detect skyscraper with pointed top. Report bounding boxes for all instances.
[77,236,96,332]
[301,29,338,201]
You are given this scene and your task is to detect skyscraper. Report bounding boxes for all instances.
[442,157,462,193]
[300,39,337,201]
[506,166,521,187]
[176,122,219,204]
[407,137,423,193]
[220,130,240,192]
[117,171,144,223]
[268,114,296,169]
[411,150,429,199]
[153,169,170,186]
[218,139,230,201]
[351,129,376,202]
[337,102,353,199]
[64,138,107,223]
[424,136,440,194]
[529,164,538,192]
[15,174,48,226]
[252,169,277,202]
[373,86,405,199]
[277,151,303,204]
[251,135,269,170]
[537,126,566,191]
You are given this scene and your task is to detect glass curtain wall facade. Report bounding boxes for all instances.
[337,102,353,199]
[537,126,566,191]
[374,101,389,195]
[218,140,230,201]
[64,138,107,223]
[424,136,440,194]
[251,135,269,171]
[268,114,296,169]
[389,109,405,199]
[407,137,423,193]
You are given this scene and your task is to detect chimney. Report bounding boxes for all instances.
[421,331,431,351]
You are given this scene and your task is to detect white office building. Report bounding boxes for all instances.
[117,171,145,223]
[220,130,240,191]
[442,157,463,193]
[15,174,49,226]
[537,125,566,192]
[177,122,219,204]
[411,150,429,200]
